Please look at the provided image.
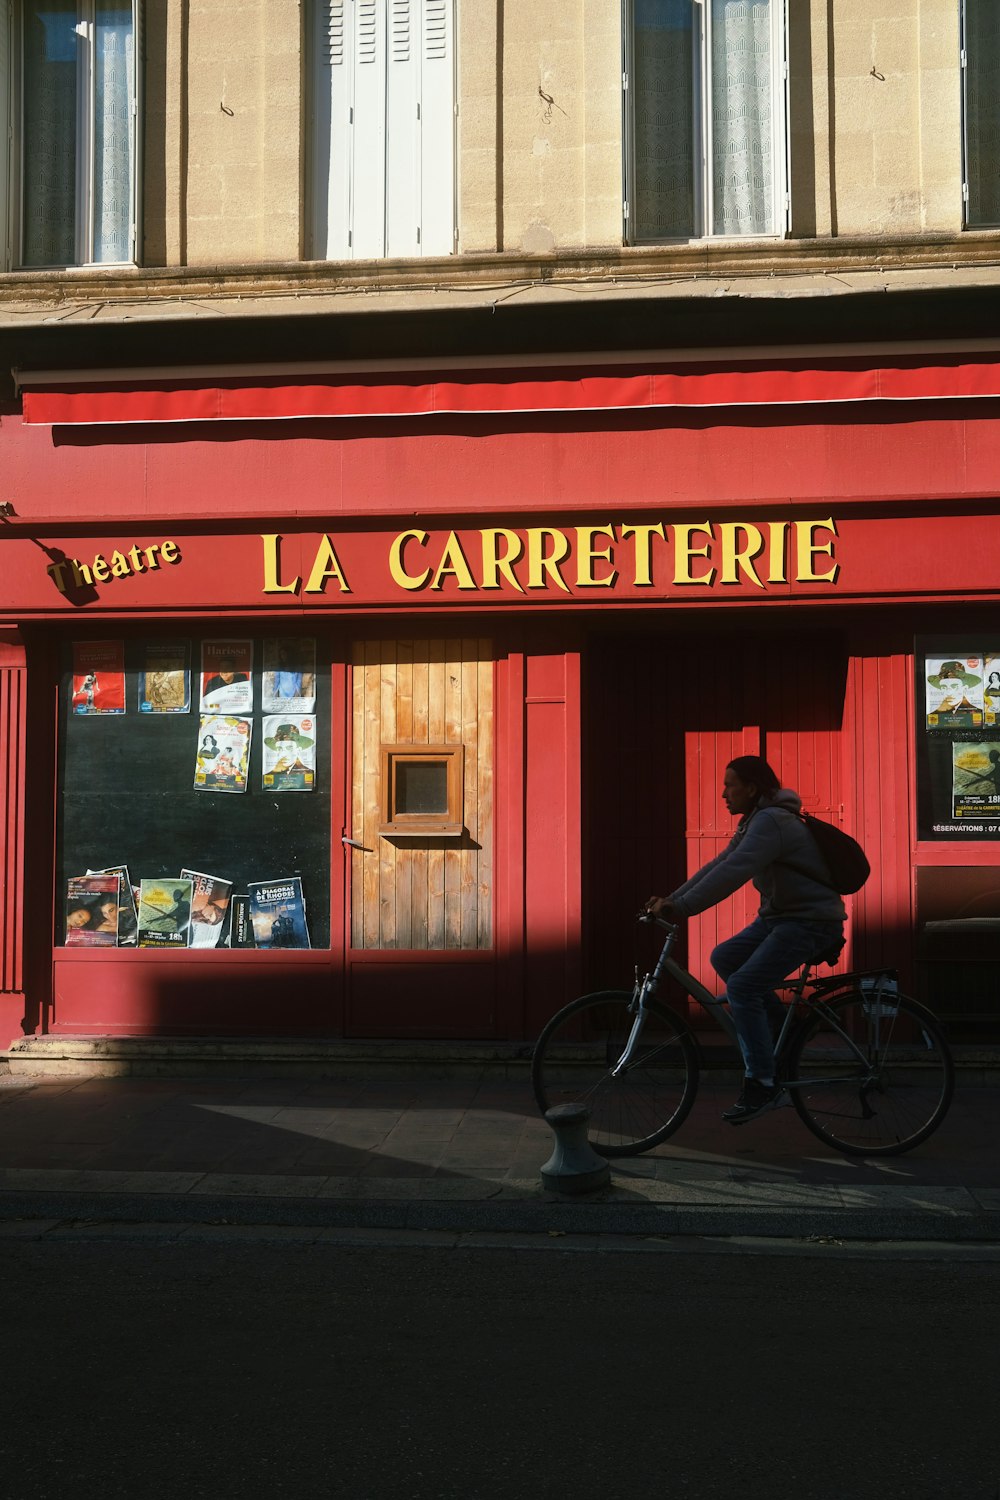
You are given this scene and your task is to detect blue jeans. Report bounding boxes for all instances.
[711,916,845,1083]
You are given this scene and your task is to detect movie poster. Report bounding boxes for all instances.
[137,878,194,947]
[985,655,1000,727]
[139,639,191,714]
[262,638,317,714]
[181,869,233,949]
[87,865,139,945]
[71,640,126,715]
[199,639,254,714]
[247,877,310,949]
[262,715,316,792]
[194,716,252,793]
[228,895,255,948]
[952,741,1000,819]
[64,874,121,946]
[925,656,985,729]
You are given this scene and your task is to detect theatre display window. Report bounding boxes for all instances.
[56,634,331,948]
[916,641,1000,841]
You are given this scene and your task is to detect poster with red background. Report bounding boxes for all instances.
[71,640,126,715]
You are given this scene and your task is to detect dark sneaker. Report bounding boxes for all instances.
[722,1078,786,1125]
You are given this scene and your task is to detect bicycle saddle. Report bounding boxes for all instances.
[818,937,846,966]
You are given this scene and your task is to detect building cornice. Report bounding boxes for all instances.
[1,235,1000,396]
[1,232,1000,320]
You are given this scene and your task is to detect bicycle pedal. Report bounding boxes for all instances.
[723,1087,789,1125]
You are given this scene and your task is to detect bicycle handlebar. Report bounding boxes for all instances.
[636,911,679,931]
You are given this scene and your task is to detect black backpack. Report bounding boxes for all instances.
[796,813,870,895]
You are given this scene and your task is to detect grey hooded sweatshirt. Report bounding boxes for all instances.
[668,788,846,926]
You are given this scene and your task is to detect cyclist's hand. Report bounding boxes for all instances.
[643,897,676,920]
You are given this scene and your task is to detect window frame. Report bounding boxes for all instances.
[55,628,334,951]
[622,0,790,246]
[4,0,142,269]
[379,743,465,838]
[960,0,1000,229]
[915,637,1000,843]
[308,0,457,262]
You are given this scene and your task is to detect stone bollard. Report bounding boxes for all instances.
[540,1103,611,1195]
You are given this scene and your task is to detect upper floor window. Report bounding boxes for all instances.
[624,0,787,243]
[962,0,1000,227]
[0,2,140,268]
[309,0,456,261]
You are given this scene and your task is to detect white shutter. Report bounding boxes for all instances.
[416,0,454,255]
[384,0,418,255]
[313,0,353,258]
[350,0,387,257]
[0,1,10,268]
[312,0,453,260]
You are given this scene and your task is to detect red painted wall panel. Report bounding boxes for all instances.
[761,631,845,825]
[582,637,685,991]
[49,952,336,1036]
[522,646,582,1037]
[683,721,762,1011]
[494,649,526,1034]
[345,955,497,1040]
[0,634,27,1041]
[843,644,916,986]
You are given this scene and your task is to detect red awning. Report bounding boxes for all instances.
[20,354,1000,426]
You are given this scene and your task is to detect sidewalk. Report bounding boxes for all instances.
[1,1070,999,1242]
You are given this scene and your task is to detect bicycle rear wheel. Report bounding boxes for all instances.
[786,987,954,1157]
[532,990,699,1157]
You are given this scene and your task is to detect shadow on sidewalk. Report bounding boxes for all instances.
[0,1075,997,1192]
[0,1076,549,1183]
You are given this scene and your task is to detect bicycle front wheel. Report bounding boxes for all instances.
[786,988,954,1157]
[532,990,699,1157]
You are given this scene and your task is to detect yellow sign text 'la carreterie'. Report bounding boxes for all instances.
[260,519,839,598]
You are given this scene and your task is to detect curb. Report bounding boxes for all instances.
[2,1037,538,1081]
[1,1188,998,1244]
[5,1037,1000,1083]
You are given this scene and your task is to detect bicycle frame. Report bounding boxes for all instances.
[611,922,738,1075]
[613,920,899,1089]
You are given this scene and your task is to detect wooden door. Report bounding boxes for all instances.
[684,631,847,1007]
[346,637,495,1036]
[584,628,848,1015]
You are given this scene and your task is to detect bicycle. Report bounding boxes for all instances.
[532,916,955,1159]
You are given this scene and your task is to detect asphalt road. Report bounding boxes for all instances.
[2,1234,997,1500]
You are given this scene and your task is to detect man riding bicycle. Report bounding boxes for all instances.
[645,755,845,1124]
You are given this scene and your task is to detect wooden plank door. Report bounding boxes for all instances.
[684,630,848,1007]
[350,637,493,950]
[346,637,495,1037]
[584,628,849,1018]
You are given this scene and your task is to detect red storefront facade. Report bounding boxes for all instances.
[2,346,1000,1048]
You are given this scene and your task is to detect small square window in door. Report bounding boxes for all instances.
[379,744,464,837]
